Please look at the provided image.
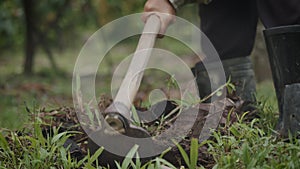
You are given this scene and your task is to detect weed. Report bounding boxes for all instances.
[0,115,103,168]
[206,117,300,169]
[175,138,204,169]
[114,145,176,169]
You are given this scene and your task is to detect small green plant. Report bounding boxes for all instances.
[81,147,104,169]
[131,105,142,127]
[0,120,103,168]
[226,76,236,95]
[166,74,179,99]
[175,138,203,169]
[114,145,176,169]
[199,79,235,103]
[115,145,139,169]
[206,117,300,169]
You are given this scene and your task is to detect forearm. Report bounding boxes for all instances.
[168,0,212,10]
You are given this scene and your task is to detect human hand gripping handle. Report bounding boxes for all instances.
[142,0,176,38]
[143,0,213,37]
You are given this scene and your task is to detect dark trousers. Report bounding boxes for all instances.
[199,0,300,60]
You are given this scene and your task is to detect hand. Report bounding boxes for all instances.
[142,0,176,38]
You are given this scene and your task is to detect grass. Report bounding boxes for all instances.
[0,116,176,168]
[3,110,299,169]
[0,121,104,168]
[206,118,300,168]
[175,138,200,169]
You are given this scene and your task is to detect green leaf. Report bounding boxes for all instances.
[122,145,139,169]
[0,132,9,150]
[216,90,223,97]
[60,147,67,162]
[190,138,199,169]
[147,163,155,169]
[154,158,176,169]
[88,147,104,164]
[115,161,122,169]
[39,147,49,160]
[34,123,46,146]
[174,140,190,168]
[229,126,240,138]
[77,154,89,167]
[51,131,68,144]
[155,157,161,168]
[239,112,249,122]
[159,147,172,158]
[133,152,141,169]
[226,108,234,126]
[241,143,251,166]
[131,105,141,127]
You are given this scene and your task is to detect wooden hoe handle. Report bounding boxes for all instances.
[105,15,161,128]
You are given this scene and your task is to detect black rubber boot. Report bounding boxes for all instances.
[263,25,300,136]
[282,84,300,136]
[191,56,256,103]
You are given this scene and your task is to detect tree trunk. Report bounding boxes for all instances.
[22,0,35,75]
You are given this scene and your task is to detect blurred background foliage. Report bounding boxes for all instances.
[2,0,88,49]
[0,0,147,74]
[0,0,270,77]
[0,0,145,50]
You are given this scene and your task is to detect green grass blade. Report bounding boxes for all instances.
[154,158,177,169]
[190,138,199,169]
[115,161,122,169]
[51,131,68,144]
[122,144,139,169]
[0,132,9,151]
[131,105,141,127]
[133,152,141,169]
[174,140,190,168]
[159,147,172,158]
[88,147,104,164]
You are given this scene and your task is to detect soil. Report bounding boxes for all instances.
[31,92,257,168]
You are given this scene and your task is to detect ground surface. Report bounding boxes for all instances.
[25,91,258,168]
